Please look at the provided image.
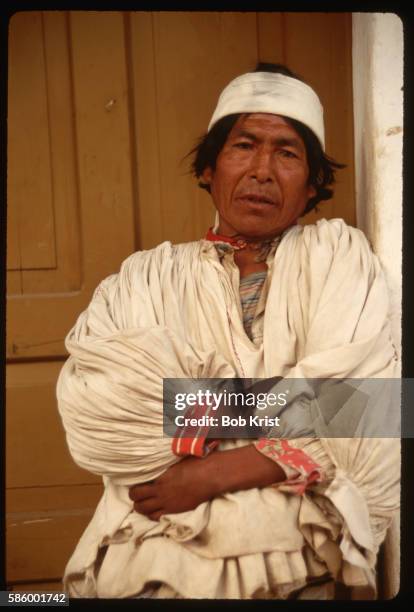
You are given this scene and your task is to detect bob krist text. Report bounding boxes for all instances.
[174,413,280,428]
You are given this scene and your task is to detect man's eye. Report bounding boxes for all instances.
[233,142,252,150]
[280,149,297,158]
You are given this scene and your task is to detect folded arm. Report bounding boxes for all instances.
[129,444,286,520]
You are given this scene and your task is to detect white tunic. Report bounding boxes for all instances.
[57,219,400,598]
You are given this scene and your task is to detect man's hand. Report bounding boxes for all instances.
[129,445,286,520]
[128,454,220,521]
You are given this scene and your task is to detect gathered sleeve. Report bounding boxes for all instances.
[57,251,236,486]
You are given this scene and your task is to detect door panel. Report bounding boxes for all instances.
[8,12,57,272]
[7,11,136,361]
[6,484,102,583]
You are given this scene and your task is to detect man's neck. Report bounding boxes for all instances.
[207,226,281,278]
[234,248,268,279]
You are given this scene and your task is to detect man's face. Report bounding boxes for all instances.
[202,113,316,239]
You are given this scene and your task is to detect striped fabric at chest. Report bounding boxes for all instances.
[239,271,267,340]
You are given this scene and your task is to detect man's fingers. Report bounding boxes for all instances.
[128,483,155,501]
[148,510,164,522]
[133,498,163,515]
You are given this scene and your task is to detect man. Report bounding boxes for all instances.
[57,63,400,599]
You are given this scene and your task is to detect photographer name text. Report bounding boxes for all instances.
[174,414,280,427]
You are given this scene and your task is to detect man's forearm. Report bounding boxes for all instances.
[129,442,287,518]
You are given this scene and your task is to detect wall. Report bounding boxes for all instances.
[352,12,403,599]
[353,12,403,361]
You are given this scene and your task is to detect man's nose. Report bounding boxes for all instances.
[249,150,275,183]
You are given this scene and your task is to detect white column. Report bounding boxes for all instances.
[352,12,403,362]
[352,12,403,599]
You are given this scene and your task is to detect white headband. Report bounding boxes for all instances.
[207,71,325,150]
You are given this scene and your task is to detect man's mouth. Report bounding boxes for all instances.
[236,193,276,206]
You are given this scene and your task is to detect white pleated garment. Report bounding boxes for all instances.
[57,219,400,599]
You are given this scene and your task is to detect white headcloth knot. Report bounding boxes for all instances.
[207,71,325,150]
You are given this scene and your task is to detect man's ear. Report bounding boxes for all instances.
[201,167,213,185]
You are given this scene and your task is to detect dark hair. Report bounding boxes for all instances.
[187,62,345,215]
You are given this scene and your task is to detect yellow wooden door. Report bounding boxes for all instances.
[6,11,136,590]
[6,11,354,590]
